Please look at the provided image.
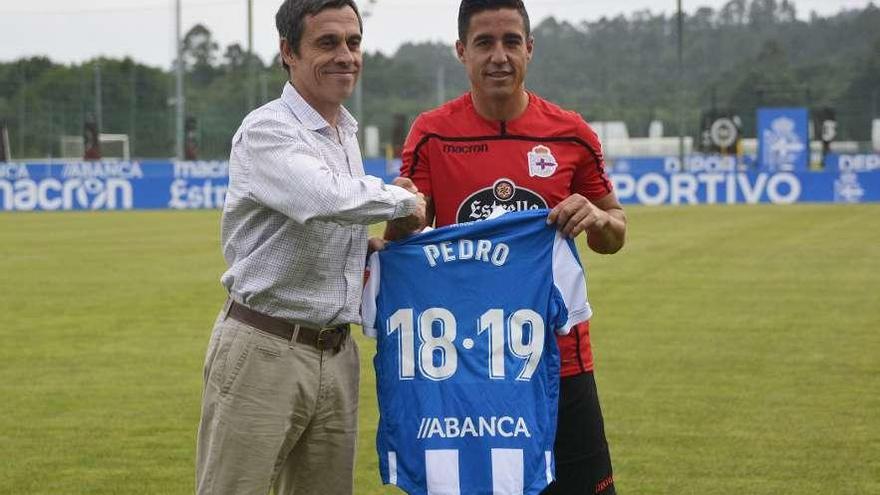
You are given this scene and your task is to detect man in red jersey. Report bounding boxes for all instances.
[388,1,627,493]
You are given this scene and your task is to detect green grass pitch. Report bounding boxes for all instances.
[1,205,878,494]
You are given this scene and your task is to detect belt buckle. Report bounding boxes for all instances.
[316,328,335,350]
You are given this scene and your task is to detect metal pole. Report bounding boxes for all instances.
[130,66,137,158]
[175,0,185,160]
[355,1,376,150]
[18,70,25,157]
[46,106,53,159]
[95,62,103,138]
[677,0,685,171]
[247,0,255,110]
[260,72,269,104]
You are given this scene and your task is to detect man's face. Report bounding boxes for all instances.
[456,8,533,101]
[281,7,362,114]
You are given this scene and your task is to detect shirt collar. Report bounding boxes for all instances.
[282,82,359,135]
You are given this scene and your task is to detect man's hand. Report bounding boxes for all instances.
[392,177,419,194]
[547,194,607,237]
[547,193,627,253]
[385,177,427,241]
[368,236,387,254]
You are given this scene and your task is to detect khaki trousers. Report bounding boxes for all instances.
[196,308,360,495]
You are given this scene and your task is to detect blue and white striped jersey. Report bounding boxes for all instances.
[361,209,592,495]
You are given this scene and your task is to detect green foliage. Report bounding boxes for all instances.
[0,205,878,493]
[0,2,878,159]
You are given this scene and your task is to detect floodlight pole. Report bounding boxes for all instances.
[247,0,256,109]
[355,1,376,151]
[94,62,103,138]
[175,0,185,160]
[677,0,685,170]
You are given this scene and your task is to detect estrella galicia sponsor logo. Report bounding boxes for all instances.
[442,143,489,154]
[416,416,531,440]
[456,178,547,222]
[168,179,227,209]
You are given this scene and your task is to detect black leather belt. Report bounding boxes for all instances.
[225,300,349,352]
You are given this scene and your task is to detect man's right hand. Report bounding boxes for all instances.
[386,192,426,240]
[385,177,427,241]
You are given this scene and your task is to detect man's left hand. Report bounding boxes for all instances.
[368,236,387,255]
[547,194,609,238]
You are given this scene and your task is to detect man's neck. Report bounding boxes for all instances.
[312,103,340,128]
[471,88,529,122]
[290,80,341,127]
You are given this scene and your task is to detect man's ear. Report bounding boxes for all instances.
[526,36,534,61]
[455,40,466,64]
[280,38,296,67]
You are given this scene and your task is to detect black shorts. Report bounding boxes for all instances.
[541,372,615,495]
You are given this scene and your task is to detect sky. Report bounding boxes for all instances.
[0,0,874,69]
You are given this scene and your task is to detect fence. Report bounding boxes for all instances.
[2,155,879,212]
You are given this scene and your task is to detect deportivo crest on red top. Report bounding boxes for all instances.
[528,145,558,177]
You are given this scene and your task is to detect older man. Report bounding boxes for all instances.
[195,1,425,494]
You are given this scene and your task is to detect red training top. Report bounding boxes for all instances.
[401,92,613,376]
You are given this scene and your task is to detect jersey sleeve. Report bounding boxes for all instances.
[550,231,592,334]
[360,251,382,338]
[572,118,614,202]
[400,114,433,199]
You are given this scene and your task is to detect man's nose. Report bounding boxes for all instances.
[335,44,357,65]
[489,42,508,64]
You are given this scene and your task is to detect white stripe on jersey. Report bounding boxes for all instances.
[389,451,398,485]
[426,449,460,495]
[552,231,591,334]
[491,448,525,495]
[360,252,381,337]
[545,450,553,484]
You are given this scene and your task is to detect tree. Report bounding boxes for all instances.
[223,43,247,73]
[839,36,880,140]
[183,24,219,85]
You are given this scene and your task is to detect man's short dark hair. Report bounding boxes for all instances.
[275,0,363,70]
[458,0,530,42]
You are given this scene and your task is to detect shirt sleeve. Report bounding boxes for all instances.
[242,118,417,226]
[572,118,614,202]
[360,251,381,338]
[550,231,592,334]
[400,114,433,199]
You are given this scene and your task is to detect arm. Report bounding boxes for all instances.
[548,117,625,253]
[244,118,417,226]
[547,192,627,254]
